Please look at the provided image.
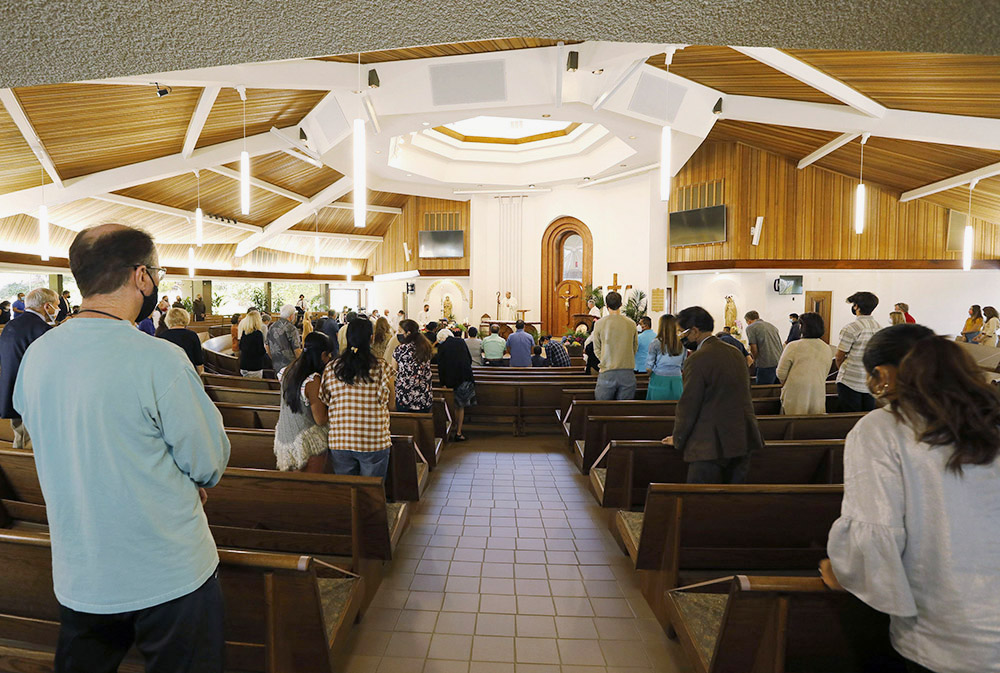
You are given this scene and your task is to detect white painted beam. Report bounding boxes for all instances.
[235,177,353,257]
[181,86,221,159]
[731,47,887,118]
[900,161,1000,202]
[592,57,647,111]
[278,229,383,243]
[207,166,309,204]
[77,59,358,91]
[555,41,565,109]
[268,126,323,163]
[797,132,860,169]
[0,88,63,187]
[281,148,324,168]
[0,130,286,218]
[576,163,659,188]
[323,202,402,215]
[92,193,262,233]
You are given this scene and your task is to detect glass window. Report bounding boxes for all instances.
[212,281,268,315]
[0,272,51,304]
[271,283,325,312]
[562,234,583,281]
[330,289,361,315]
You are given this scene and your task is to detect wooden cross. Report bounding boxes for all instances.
[558,284,579,310]
[607,274,623,293]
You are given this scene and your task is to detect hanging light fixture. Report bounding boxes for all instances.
[659,54,672,203]
[313,210,321,263]
[194,170,203,247]
[854,133,870,234]
[188,246,195,278]
[37,166,48,261]
[353,54,367,228]
[237,86,250,215]
[964,179,978,271]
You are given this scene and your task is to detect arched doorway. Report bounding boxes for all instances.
[541,217,593,335]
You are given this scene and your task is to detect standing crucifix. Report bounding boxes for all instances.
[558,284,579,310]
[607,273,631,294]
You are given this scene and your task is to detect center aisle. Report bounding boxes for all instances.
[341,433,691,673]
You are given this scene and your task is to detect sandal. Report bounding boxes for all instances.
[454,434,468,442]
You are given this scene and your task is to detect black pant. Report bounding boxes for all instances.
[837,382,876,412]
[686,455,751,484]
[56,571,224,673]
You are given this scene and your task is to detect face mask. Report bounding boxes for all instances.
[681,337,698,351]
[136,278,159,323]
[46,304,58,322]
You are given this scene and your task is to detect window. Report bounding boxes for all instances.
[561,234,583,281]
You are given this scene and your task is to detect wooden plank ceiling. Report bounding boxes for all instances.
[316,38,572,64]
[0,104,50,196]
[195,87,328,149]
[219,151,344,198]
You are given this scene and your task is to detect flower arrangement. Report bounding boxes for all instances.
[562,331,588,347]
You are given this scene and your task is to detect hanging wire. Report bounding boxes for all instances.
[242,95,247,151]
[859,138,864,185]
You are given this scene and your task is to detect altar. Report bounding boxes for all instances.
[479,320,543,338]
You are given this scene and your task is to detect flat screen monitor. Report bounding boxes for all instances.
[775,275,804,295]
[418,230,464,258]
[669,205,727,247]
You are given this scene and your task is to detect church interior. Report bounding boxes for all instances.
[0,3,999,672]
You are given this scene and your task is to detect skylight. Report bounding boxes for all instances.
[443,116,571,139]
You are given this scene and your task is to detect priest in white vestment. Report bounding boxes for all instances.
[416,304,432,327]
[588,298,602,318]
[503,292,518,321]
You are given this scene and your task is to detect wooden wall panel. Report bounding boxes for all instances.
[366,196,470,275]
[668,141,998,268]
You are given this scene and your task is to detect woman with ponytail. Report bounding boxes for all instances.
[272,332,333,472]
[319,318,392,477]
[821,324,1000,673]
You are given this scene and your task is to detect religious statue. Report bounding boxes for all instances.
[442,294,454,322]
[724,296,738,330]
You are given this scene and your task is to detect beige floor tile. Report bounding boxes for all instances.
[427,633,473,660]
[405,592,445,612]
[445,576,481,593]
[344,654,382,673]
[346,629,393,657]
[593,618,640,641]
[410,575,448,592]
[477,612,517,637]
[516,664,561,673]
[515,637,561,664]
[422,660,470,673]
[599,640,651,668]
[514,564,549,579]
[590,599,633,618]
[377,657,425,673]
[553,597,594,617]
[515,615,557,638]
[480,594,518,614]
[435,611,477,635]
[373,589,411,610]
[549,580,587,597]
[557,639,606,666]
[394,610,439,633]
[385,631,432,659]
[517,596,556,616]
[360,607,401,631]
[472,635,516,662]
[554,617,598,640]
[480,577,516,595]
[483,562,515,578]
[515,579,552,596]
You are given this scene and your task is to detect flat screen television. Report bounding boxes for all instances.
[774,275,804,295]
[418,230,464,258]
[669,204,727,247]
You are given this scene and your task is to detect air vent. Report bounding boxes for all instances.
[627,72,685,122]
[429,60,507,107]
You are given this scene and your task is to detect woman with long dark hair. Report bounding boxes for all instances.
[974,305,1000,347]
[392,318,433,413]
[319,318,392,477]
[960,304,984,342]
[821,324,1000,673]
[273,332,333,472]
[645,314,686,400]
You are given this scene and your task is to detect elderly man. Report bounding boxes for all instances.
[266,304,302,373]
[13,224,230,671]
[192,293,206,322]
[0,287,59,447]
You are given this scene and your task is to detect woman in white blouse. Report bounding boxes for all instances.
[820,324,1000,673]
[973,305,1000,347]
[775,312,832,414]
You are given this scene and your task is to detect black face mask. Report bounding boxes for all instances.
[136,280,159,323]
[681,337,698,351]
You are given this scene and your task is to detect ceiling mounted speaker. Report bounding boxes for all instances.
[429,61,507,107]
[627,73,686,122]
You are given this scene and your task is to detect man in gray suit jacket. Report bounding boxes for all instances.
[662,306,763,483]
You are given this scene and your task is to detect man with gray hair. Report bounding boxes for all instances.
[0,287,59,447]
[13,224,230,671]
[266,303,302,372]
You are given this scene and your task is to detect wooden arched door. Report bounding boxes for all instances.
[541,217,593,335]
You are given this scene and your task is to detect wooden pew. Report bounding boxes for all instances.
[614,484,843,630]
[574,413,865,474]
[0,449,406,611]
[665,575,897,673]
[202,372,281,390]
[0,529,365,673]
[590,439,845,508]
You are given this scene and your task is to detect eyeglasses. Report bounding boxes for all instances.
[129,265,167,284]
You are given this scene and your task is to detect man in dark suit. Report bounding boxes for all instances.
[662,306,763,483]
[56,290,71,322]
[0,287,58,447]
[320,309,340,357]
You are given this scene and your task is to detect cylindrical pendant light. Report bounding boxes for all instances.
[238,87,250,215]
[854,134,869,234]
[964,180,977,271]
[660,126,671,202]
[195,170,203,246]
[38,205,49,261]
[353,118,366,228]
[188,246,195,278]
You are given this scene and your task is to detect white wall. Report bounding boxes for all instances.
[366,276,474,322]
[675,268,1000,340]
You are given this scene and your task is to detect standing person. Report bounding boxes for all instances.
[56,290,72,322]
[229,313,241,353]
[274,332,332,472]
[584,334,600,375]
[372,317,392,360]
[744,310,783,385]
[975,306,1000,347]
[893,302,916,324]
[321,310,341,357]
[436,328,476,441]
[1,288,59,448]
[961,304,984,342]
[645,313,686,401]
[587,298,602,318]
[835,291,882,412]
[503,291,518,321]
[338,311,357,354]
[464,326,483,366]
[301,311,314,339]
[416,304,431,328]
[393,319,433,413]
[321,318,392,477]
[661,306,763,483]
[157,307,205,374]
[172,296,184,309]
[775,312,831,415]
[786,313,801,344]
[482,324,507,366]
[137,315,156,336]
[821,324,1000,673]
[716,327,754,368]
[0,300,11,324]
[13,224,229,672]
[505,320,534,367]
[192,294,206,321]
[540,334,571,368]
[266,304,302,373]
[11,292,25,319]
[635,316,655,373]
[295,294,308,325]
[238,309,268,378]
[592,292,638,400]
[396,310,405,331]
[889,311,906,325]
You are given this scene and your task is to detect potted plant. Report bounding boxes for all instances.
[624,289,648,324]
[562,330,587,356]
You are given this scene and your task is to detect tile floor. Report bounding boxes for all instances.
[340,432,692,673]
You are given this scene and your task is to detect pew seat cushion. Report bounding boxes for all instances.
[591,468,607,493]
[387,502,404,533]
[672,592,728,668]
[318,577,358,642]
[617,511,644,560]
[416,462,428,485]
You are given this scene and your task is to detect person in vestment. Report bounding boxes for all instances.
[503,291,518,321]
[587,298,601,318]
[416,304,431,328]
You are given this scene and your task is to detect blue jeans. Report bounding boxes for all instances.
[755,367,778,385]
[329,448,390,478]
[595,370,637,401]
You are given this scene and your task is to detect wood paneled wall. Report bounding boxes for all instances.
[668,141,1000,268]
[366,196,470,275]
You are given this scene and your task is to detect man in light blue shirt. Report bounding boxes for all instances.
[635,316,655,372]
[14,224,230,672]
[506,320,534,367]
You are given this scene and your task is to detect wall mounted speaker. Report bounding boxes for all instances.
[429,61,507,106]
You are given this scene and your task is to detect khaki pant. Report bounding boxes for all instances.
[12,418,30,449]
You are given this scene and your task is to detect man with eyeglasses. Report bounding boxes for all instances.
[13,224,230,672]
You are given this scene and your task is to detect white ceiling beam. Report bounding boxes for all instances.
[591,57,647,111]
[0,88,63,187]
[731,47,887,118]
[207,166,309,204]
[797,132,860,169]
[281,148,324,168]
[323,202,402,215]
[77,59,358,91]
[277,229,383,243]
[555,41,565,109]
[0,130,286,219]
[900,162,1000,202]
[235,177,353,257]
[268,126,323,162]
[91,194,262,233]
[181,85,221,159]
